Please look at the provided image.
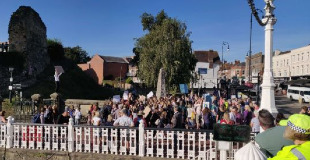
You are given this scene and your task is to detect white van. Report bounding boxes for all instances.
[287,85,310,103]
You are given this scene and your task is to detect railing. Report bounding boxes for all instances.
[0,117,252,160]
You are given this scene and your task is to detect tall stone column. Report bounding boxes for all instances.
[260,0,278,115]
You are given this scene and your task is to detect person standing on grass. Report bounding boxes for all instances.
[54,69,62,93]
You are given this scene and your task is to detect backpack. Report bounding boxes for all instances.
[32,114,41,123]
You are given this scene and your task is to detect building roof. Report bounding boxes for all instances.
[99,55,128,63]
[194,50,220,63]
[279,51,291,55]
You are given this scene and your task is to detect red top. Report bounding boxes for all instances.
[220,119,234,125]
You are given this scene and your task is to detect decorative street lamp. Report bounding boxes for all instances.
[248,0,278,115]
[8,67,14,103]
[221,41,230,78]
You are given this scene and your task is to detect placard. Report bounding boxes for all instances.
[123,91,129,100]
[147,91,154,99]
[54,66,64,73]
[179,84,189,94]
[112,95,120,103]
[213,124,251,142]
[203,102,210,108]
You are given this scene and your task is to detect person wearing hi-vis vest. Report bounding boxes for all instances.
[269,114,310,160]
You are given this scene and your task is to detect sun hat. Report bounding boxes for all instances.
[279,114,310,134]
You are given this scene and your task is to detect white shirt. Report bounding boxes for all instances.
[113,115,134,127]
[54,72,62,81]
[92,116,101,126]
[229,112,236,122]
[74,110,81,119]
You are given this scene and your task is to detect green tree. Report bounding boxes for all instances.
[135,10,197,90]
[47,39,64,62]
[64,46,90,64]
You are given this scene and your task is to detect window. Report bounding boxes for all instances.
[297,66,299,74]
[292,55,295,62]
[308,65,309,73]
[284,60,285,66]
[302,53,304,61]
[242,70,245,75]
[277,61,279,66]
[302,65,304,75]
[298,54,299,61]
[287,59,289,65]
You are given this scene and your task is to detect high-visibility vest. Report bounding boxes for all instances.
[268,141,310,160]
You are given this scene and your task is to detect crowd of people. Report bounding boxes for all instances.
[3,88,310,159]
[35,90,272,133]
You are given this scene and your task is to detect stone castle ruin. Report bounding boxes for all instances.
[8,6,50,73]
[0,6,50,95]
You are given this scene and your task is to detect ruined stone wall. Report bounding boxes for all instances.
[8,6,50,73]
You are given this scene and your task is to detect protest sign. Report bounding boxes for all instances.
[112,95,120,103]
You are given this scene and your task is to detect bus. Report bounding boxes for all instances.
[287,85,310,103]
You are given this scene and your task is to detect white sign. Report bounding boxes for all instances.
[123,91,129,100]
[231,95,236,99]
[147,91,154,99]
[112,95,120,103]
[203,102,210,108]
[54,66,64,73]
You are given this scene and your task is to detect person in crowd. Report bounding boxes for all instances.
[243,105,253,125]
[229,107,237,124]
[133,111,147,127]
[220,112,234,125]
[51,105,59,124]
[171,106,183,129]
[255,109,294,158]
[194,100,202,129]
[216,105,225,123]
[0,111,6,123]
[202,108,211,129]
[146,108,159,128]
[113,109,134,127]
[275,113,286,126]
[104,114,114,126]
[269,114,310,160]
[156,111,167,128]
[300,106,310,116]
[57,110,70,125]
[74,107,81,125]
[250,111,260,133]
[92,111,101,126]
[40,108,45,124]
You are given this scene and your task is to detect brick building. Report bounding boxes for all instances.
[245,52,264,83]
[230,61,246,80]
[78,54,128,85]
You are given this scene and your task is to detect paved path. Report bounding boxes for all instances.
[275,95,305,116]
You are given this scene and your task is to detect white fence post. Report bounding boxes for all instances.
[138,119,145,157]
[68,118,74,152]
[6,116,13,148]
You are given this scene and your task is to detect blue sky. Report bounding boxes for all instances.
[0,0,309,62]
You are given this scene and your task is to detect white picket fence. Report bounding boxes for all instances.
[0,116,251,160]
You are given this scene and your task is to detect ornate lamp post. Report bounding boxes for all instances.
[8,67,14,103]
[221,41,230,78]
[248,0,278,114]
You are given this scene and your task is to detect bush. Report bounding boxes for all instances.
[0,51,25,69]
[47,39,64,62]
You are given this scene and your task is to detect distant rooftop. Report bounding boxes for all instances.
[194,50,220,63]
[99,55,128,63]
